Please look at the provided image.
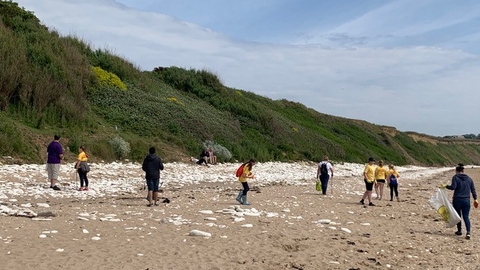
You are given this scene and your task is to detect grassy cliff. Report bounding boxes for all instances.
[1,1,480,166]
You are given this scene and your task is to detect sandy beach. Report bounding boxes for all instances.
[0,161,479,270]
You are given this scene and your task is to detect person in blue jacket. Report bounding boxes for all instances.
[441,163,478,240]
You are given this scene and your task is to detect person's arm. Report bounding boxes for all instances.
[158,158,164,171]
[142,159,147,172]
[316,165,320,179]
[363,166,368,180]
[57,144,64,161]
[446,176,456,190]
[329,164,334,177]
[471,179,477,200]
[75,153,82,169]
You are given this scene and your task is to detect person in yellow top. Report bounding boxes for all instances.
[360,157,376,206]
[75,146,90,191]
[387,164,400,202]
[236,159,256,205]
[374,160,388,200]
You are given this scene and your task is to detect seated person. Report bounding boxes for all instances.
[199,148,210,163]
[191,156,208,166]
[208,148,217,164]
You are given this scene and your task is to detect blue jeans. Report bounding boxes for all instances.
[453,198,471,233]
[319,174,330,195]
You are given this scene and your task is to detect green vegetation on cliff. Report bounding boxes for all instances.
[1,1,480,165]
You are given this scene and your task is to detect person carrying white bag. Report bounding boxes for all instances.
[439,163,478,240]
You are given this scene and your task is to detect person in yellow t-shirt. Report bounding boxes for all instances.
[360,157,376,206]
[75,146,89,191]
[374,160,388,200]
[387,164,400,202]
[236,159,256,205]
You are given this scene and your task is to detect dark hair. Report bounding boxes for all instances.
[54,134,60,140]
[456,163,464,172]
[79,146,88,157]
[243,159,256,170]
[149,147,156,154]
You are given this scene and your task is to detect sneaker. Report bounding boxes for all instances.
[359,199,365,205]
[78,187,84,191]
[466,233,471,240]
[455,231,462,236]
[51,185,61,191]
[369,202,375,206]
[84,187,89,191]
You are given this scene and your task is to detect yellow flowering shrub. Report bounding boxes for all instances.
[92,66,127,90]
[167,97,183,106]
[292,127,299,133]
[235,90,243,96]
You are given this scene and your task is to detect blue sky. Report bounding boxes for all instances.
[15,0,480,136]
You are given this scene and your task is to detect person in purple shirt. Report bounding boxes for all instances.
[46,135,64,191]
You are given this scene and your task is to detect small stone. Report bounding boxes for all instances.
[91,236,101,241]
[39,234,47,238]
[37,203,50,208]
[241,224,253,228]
[318,219,331,224]
[189,230,212,237]
[204,217,217,221]
[56,248,64,252]
[341,228,352,234]
[37,211,56,217]
[31,218,52,221]
[199,210,214,215]
[361,223,371,226]
[82,229,89,234]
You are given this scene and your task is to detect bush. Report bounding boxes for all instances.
[202,140,232,161]
[92,66,127,90]
[110,135,130,159]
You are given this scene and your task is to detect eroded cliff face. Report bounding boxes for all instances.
[380,126,480,166]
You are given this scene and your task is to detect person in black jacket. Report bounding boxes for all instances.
[142,147,164,207]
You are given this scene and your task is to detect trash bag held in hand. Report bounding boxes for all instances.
[315,180,322,191]
[429,188,461,228]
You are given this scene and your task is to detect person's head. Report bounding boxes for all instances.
[149,147,156,154]
[455,163,465,173]
[79,146,86,152]
[368,157,375,164]
[54,134,60,141]
[245,158,256,169]
[388,164,395,169]
[323,155,329,161]
[378,159,384,166]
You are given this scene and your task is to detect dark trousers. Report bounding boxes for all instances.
[78,169,89,187]
[453,198,471,233]
[389,184,398,199]
[320,174,330,195]
[196,158,207,165]
[241,182,250,195]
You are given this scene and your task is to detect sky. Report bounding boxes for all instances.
[14,0,480,136]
